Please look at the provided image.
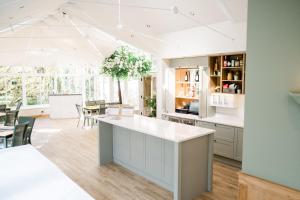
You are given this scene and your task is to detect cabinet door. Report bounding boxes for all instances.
[131,131,146,170]
[145,135,163,179]
[215,124,235,142]
[235,128,243,161]
[196,121,215,129]
[113,127,131,163]
[214,139,234,159]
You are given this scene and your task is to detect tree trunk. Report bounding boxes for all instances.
[117,79,122,104]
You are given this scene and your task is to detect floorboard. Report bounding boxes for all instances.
[32,118,239,200]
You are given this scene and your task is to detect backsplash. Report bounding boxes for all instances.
[215,95,245,118]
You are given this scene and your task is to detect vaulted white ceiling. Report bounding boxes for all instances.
[0,0,248,66]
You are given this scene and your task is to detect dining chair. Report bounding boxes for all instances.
[18,116,35,144]
[0,104,6,112]
[15,100,22,111]
[4,111,19,126]
[0,104,6,123]
[98,101,106,115]
[12,122,29,147]
[75,104,92,127]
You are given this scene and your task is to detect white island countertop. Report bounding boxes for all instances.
[94,115,215,143]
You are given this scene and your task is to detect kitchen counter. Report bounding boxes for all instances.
[94,114,214,200]
[94,114,214,143]
[200,114,244,128]
[163,112,244,128]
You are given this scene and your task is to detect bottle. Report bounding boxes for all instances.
[184,71,189,81]
[227,72,233,80]
[223,56,227,67]
[235,57,240,67]
[195,70,199,82]
[214,62,218,75]
[231,58,235,67]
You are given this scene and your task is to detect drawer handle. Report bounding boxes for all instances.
[213,139,217,142]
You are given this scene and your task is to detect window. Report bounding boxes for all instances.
[112,79,140,108]
[0,65,142,108]
[0,76,22,106]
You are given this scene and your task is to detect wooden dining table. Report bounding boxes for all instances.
[83,105,100,112]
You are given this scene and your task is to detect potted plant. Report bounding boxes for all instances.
[101,46,152,105]
[145,96,156,117]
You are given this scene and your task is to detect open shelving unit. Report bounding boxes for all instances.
[209,53,246,94]
[175,67,200,109]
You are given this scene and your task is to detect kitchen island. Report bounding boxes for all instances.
[95,115,215,200]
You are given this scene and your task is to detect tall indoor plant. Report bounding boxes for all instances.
[101,46,152,104]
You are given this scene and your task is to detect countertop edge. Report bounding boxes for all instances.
[94,116,215,143]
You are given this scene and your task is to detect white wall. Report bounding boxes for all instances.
[158,21,247,59]
[243,0,300,190]
[215,94,245,118]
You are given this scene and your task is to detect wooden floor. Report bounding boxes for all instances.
[32,118,240,200]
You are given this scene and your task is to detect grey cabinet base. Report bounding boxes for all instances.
[98,122,213,200]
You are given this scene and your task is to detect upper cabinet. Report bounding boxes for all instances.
[175,67,200,110]
[209,53,246,94]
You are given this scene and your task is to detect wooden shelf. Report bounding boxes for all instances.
[209,53,246,94]
[175,67,200,110]
[222,80,243,82]
[176,81,200,84]
[222,67,243,70]
[175,96,199,100]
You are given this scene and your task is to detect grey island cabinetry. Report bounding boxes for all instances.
[95,115,215,200]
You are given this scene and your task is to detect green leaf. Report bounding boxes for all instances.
[101,46,152,80]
